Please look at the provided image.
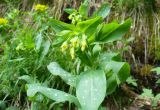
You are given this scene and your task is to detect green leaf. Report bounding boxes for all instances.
[52,30,73,46]
[140,89,154,99]
[77,17,103,37]
[79,0,89,18]
[49,19,75,33]
[98,18,131,43]
[0,101,6,110]
[153,94,160,107]
[42,40,50,56]
[47,62,77,87]
[96,22,119,41]
[92,44,101,56]
[156,79,160,84]
[106,72,117,95]
[6,106,19,110]
[151,67,160,75]
[26,84,81,107]
[64,8,77,14]
[31,102,40,110]
[92,3,110,18]
[126,76,137,87]
[90,24,103,43]
[35,33,43,51]
[76,70,106,110]
[99,106,109,110]
[100,59,130,95]
[8,58,25,62]
[99,53,129,82]
[77,51,92,66]
[39,40,50,64]
[155,94,160,101]
[18,75,35,84]
[99,52,121,63]
[105,61,130,82]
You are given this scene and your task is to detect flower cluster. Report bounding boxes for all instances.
[0,18,8,26]
[68,13,82,25]
[34,4,48,12]
[61,34,87,59]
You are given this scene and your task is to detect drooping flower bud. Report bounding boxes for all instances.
[61,41,68,52]
[70,47,75,59]
[70,36,79,48]
[81,34,87,51]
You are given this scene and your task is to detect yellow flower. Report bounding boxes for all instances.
[61,41,68,52]
[81,34,87,51]
[0,18,8,25]
[34,4,48,12]
[70,48,75,59]
[81,40,87,51]
[70,36,79,48]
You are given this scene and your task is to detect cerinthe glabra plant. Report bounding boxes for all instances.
[24,1,132,110]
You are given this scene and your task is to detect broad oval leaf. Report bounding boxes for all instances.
[97,22,119,41]
[47,62,77,87]
[26,84,81,107]
[105,61,130,83]
[49,19,75,32]
[76,70,106,110]
[42,40,50,57]
[99,52,121,63]
[77,17,103,37]
[64,8,77,14]
[39,40,51,65]
[92,3,110,19]
[106,73,117,95]
[98,18,132,43]
[99,58,130,95]
[79,0,89,18]
[92,44,101,56]
[35,33,43,51]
